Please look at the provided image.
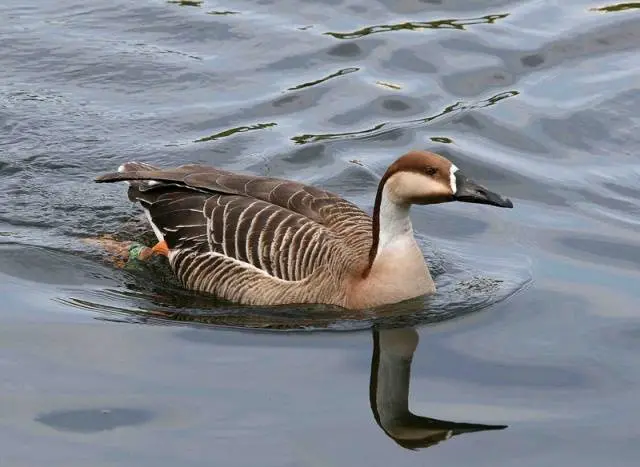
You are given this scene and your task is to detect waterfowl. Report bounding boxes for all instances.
[95,150,512,309]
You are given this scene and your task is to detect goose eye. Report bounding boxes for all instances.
[424,167,437,176]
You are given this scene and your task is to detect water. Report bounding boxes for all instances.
[1,0,639,465]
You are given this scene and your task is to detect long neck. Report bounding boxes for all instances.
[367,182,414,272]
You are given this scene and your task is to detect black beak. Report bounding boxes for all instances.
[454,173,513,208]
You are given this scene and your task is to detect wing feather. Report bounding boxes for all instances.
[97,162,373,294]
[97,163,372,241]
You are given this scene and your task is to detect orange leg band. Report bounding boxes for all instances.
[151,240,169,257]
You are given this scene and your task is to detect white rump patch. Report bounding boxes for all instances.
[117,164,130,185]
[143,207,165,243]
[449,164,459,194]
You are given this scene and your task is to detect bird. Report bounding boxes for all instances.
[95,150,513,309]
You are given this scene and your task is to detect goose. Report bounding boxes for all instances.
[95,150,512,309]
[371,327,507,449]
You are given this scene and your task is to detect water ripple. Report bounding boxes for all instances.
[324,14,509,39]
[167,0,202,7]
[292,90,519,144]
[287,67,360,91]
[195,122,278,143]
[591,2,640,13]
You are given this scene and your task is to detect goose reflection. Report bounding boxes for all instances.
[370,327,506,450]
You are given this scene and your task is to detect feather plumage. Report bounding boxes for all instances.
[97,163,373,306]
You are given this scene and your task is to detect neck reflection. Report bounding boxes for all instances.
[369,327,507,450]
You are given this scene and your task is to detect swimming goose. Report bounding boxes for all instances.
[95,150,512,309]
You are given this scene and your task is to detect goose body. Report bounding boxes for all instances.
[96,151,512,309]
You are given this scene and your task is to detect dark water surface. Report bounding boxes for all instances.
[1,0,639,465]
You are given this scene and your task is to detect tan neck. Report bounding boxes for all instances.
[357,239,433,306]
[368,184,429,280]
[376,186,414,254]
[367,177,414,272]
[350,185,433,309]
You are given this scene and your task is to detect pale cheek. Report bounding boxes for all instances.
[416,179,451,199]
[387,172,453,202]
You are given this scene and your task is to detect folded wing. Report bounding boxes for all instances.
[96,163,373,285]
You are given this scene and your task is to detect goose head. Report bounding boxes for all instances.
[364,150,513,278]
[380,150,513,208]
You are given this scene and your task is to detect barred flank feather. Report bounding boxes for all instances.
[96,162,373,307]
